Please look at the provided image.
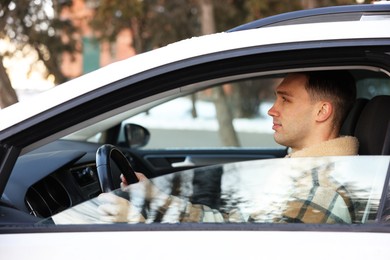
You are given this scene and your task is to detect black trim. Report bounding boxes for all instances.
[0,145,20,197]
[133,148,286,177]
[228,4,390,32]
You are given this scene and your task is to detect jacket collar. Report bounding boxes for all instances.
[287,136,359,158]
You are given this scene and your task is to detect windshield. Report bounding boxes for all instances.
[46,156,389,225]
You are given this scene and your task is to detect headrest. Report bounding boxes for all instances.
[354,95,390,155]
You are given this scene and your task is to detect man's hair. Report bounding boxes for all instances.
[301,70,356,129]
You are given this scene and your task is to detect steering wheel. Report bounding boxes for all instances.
[96,144,138,193]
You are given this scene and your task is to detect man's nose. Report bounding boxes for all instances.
[268,103,278,117]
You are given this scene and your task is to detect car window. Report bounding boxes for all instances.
[120,77,284,149]
[114,71,390,150]
[48,156,389,225]
[356,77,390,98]
[80,70,390,148]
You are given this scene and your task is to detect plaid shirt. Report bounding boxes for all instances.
[249,163,355,224]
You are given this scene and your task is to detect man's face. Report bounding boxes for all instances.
[268,73,318,151]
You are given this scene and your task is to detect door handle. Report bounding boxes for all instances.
[171,157,195,168]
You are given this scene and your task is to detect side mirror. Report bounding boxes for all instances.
[124,123,150,148]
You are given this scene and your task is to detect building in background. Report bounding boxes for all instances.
[59,0,136,79]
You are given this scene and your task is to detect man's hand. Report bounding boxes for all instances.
[120,172,147,189]
[97,193,145,223]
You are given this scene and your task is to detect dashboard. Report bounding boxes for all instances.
[3,140,103,220]
[25,163,101,218]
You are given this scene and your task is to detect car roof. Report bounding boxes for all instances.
[228,3,390,32]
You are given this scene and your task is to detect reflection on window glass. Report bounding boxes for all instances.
[50,156,389,225]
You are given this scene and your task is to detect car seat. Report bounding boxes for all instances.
[354,95,390,155]
[340,98,368,136]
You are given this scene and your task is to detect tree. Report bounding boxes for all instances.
[197,0,241,147]
[0,0,77,108]
[0,56,18,108]
[89,0,201,53]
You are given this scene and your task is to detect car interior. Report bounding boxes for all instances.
[354,95,390,155]
[0,66,390,226]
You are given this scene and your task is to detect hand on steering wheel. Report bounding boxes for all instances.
[96,144,139,193]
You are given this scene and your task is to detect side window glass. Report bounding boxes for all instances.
[129,77,283,149]
[356,77,390,98]
[50,156,390,225]
[150,156,388,224]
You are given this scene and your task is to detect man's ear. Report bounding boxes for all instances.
[316,101,333,122]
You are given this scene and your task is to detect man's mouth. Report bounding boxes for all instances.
[272,122,282,131]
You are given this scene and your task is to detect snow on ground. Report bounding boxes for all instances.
[130,97,274,134]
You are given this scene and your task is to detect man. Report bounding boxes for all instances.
[98,70,359,224]
[263,71,358,223]
[269,71,358,158]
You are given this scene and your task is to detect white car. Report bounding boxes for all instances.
[1,3,390,259]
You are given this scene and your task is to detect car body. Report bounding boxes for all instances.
[1,3,390,259]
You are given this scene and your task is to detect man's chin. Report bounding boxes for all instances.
[273,134,287,147]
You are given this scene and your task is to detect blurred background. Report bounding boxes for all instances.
[0,0,378,108]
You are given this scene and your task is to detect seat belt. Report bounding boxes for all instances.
[381,121,390,155]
